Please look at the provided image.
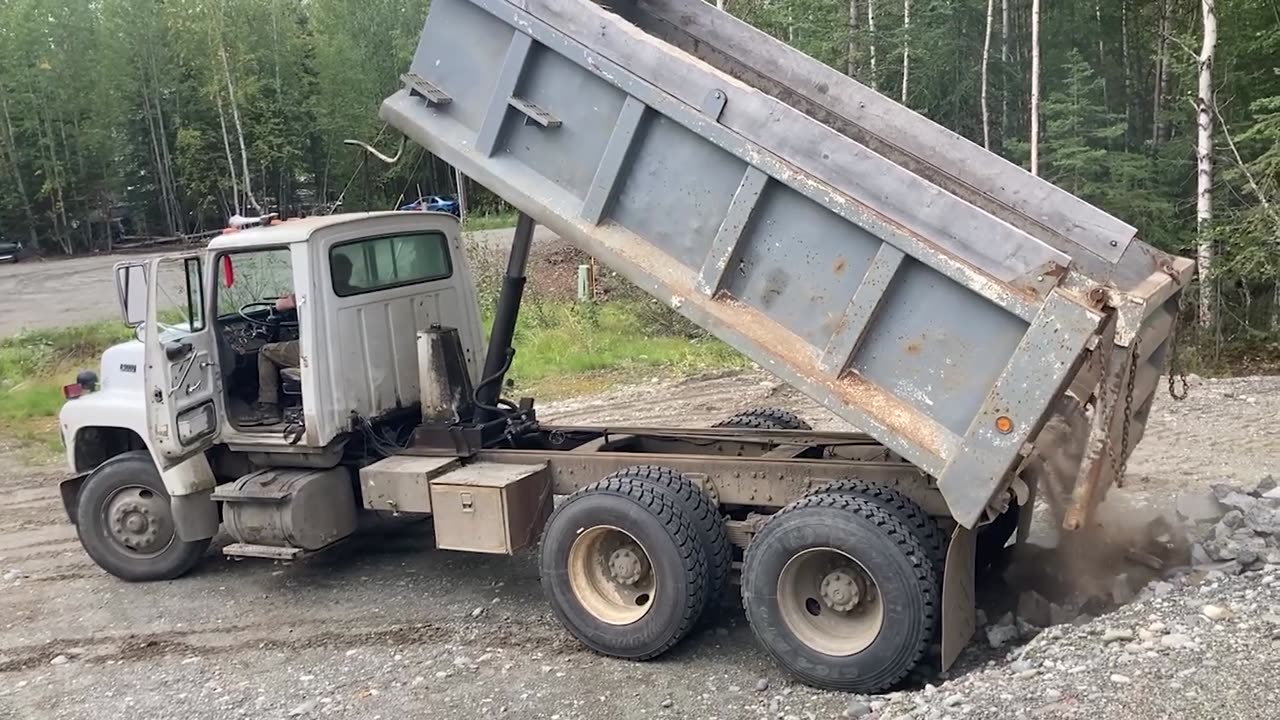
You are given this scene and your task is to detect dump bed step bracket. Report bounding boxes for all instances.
[401,73,452,105]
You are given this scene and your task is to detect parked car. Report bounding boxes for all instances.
[0,234,21,263]
[399,194,460,216]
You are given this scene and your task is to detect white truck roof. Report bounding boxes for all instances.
[207,211,451,251]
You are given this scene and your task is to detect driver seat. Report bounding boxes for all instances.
[280,367,303,407]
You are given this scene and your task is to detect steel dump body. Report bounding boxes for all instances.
[381,0,1194,528]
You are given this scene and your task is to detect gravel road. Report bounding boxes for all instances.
[0,372,1277,719]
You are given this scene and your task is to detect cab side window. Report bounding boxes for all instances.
[329,232,451,297]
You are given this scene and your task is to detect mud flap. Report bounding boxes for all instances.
[941,525,976,671]
[58,472,91,524]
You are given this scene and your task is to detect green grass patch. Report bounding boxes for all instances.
[0,321,133,458]
[462,211,518,232]
[502,300,749,399]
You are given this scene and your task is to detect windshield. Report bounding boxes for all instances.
[217,248,294,317]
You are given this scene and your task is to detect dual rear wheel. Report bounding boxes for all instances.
[540,463,942,692]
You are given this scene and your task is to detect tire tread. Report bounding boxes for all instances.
[744,492,939,692]
[544,476,707,660]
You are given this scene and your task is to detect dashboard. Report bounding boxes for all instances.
[219,314,299,355]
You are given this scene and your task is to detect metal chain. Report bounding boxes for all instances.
[1167,290,1191,400]
[1108,337,1141,488]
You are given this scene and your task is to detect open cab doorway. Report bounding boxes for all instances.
[211,246,305,435]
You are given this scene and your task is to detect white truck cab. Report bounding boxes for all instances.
[58,211,484,578]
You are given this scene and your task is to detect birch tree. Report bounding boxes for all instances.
[900,0,910,104]
[981,0,995,150]
[1030,0,1041,176]
[1196,0,1218,327]
[847,0,859,79]
[867,0,878,90]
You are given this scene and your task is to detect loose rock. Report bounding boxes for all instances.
[1202,604,1233,621]
[845,701,873,718]
[986,624,1019,649]
[1017,591,1053,628]
[1177,491,1225,523]
[1102,628,1135,643]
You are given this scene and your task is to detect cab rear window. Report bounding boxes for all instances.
[329,231,452,297]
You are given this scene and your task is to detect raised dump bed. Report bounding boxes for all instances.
[380,0,1194,529]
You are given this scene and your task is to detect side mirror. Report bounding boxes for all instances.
[115,263,148,328]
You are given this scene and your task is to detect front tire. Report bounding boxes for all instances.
[540,477,707,660]
[75,451,210,582]
[742,493,939,692]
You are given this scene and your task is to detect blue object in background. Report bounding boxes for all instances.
[399,195,460,216]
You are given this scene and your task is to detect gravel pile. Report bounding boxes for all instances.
[1179,477,1280,569]
[868,568,1280,720]
[861,479,1280,720]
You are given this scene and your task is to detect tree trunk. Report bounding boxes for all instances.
[1096,2,1107,108]
[216,92,242,217]
[1122,0,1132,147]
[1030,0,1041,176]
[981,0,995,150]
[900,0,911,104]
[0,93,40,247]
[141,86,176,235]
[220,43,260,214]
[1000,0,1009,144]
[149,50,183,233]
[867,0,878,90]
[1196,0,1217,328]
[1153,0,1170,146]
[848,0,860,78]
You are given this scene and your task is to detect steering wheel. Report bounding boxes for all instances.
[238,300,299,328]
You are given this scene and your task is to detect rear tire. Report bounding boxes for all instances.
[75,451,210,582]
[808,479,947,578]
[742,493,939,692]
[540,477,707,660]
[713,407,812,431]
[602,465,731,614]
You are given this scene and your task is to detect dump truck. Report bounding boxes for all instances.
[56,0,1193,693]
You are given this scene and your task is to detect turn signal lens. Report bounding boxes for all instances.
[995,415,1014,434]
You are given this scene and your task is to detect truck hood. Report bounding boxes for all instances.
[98,340,146,393]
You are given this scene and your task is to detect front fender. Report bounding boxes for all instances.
[58,389,213,497]
[59,387,152,470]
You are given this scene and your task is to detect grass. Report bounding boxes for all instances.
[0,321,134,459]
[462,211,518,232]
[503,300,750,399]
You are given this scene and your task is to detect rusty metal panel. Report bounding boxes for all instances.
[359,455,460,514]
[429,462,551,554]
[938,291,1102,527]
